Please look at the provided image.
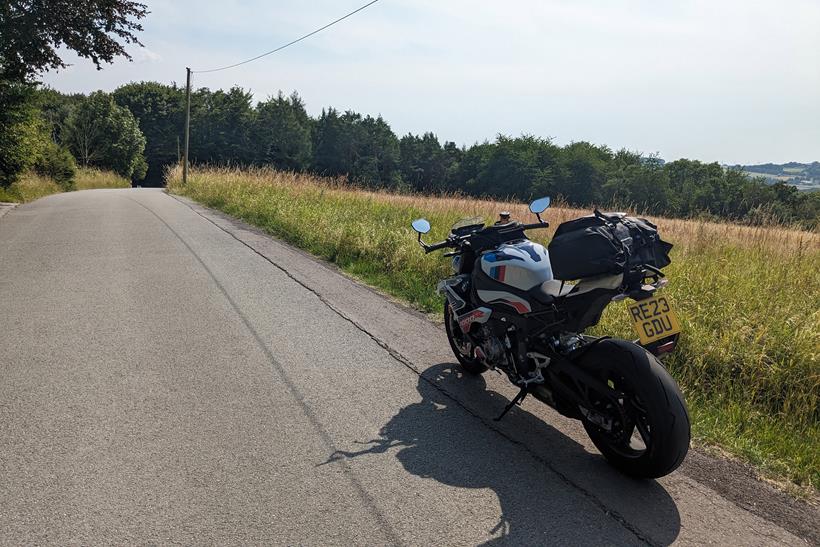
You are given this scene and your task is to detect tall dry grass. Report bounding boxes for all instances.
[0,172,63,203]
[168,165,820,491]
[0,168,133,204]
[74,167,132,190]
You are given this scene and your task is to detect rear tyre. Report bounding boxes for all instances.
[444,301,488,375]
[577,339,690,478]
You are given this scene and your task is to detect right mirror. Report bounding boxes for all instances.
[529,196,551,214]
[411,218,431,234]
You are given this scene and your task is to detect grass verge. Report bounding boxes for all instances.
[0,168,132,203]
[74,167,132,190]
[168,165,819,493]
[0,172,63,203]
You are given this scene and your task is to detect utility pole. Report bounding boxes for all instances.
[183,67,191,184]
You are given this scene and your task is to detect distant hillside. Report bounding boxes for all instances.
[732,162,820,192]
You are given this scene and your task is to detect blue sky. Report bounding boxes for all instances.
[42,0,820,164]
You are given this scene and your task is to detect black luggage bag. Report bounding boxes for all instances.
[548,210,672,281]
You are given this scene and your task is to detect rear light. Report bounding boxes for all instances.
[655,340,677,355]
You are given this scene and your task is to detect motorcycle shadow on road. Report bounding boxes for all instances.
[324,363,681,546]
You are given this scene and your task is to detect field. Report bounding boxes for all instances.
[168,166,820,492]
[742,171,792,182]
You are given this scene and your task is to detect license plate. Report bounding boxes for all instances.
[627,294,681,345]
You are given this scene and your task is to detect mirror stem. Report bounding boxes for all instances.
[417,232,428,250]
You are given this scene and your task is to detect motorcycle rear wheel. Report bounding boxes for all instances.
[577,339,690,478]
[444,301,488,375]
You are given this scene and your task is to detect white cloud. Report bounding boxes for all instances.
[133,47,162,64]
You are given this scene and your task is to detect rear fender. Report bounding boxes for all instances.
[545,338,651,418]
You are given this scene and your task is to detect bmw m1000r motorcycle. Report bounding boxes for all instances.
[411,198,689,478]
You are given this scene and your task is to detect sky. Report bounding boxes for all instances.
[42,0,820,165]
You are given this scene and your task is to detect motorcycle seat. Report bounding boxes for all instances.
[528,279,576,304]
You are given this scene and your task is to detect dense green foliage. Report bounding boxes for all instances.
[0,83,43,187]
[113,81,184,180]
[0,0,147,188]
[34,140,76,189]
[104,81,819,227]
[0,0,147,82]
[62,91,146,179]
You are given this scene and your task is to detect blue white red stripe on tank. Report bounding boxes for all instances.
[489,265,506,281]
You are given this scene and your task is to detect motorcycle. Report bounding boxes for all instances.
[411,197,690,478]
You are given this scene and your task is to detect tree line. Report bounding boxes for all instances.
[4,81,819,227]
[146,83,820,226]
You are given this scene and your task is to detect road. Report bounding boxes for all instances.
[0,189,816,545]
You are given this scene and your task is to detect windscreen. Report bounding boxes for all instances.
[451,216,485,231]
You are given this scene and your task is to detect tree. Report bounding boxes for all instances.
[312,109,403,187]
[663,160,726,216]
[190,87,255,165]
[0,0,146,187]
[0,0,148,82]
[464,136,559,200]
[353,114,401,188]
[450,141,493,193]
[251,91,312,171]
[34,140,77,189]
[312,108,352,177]
[63,91,146,179]
[114,81,185,182]
[400,132,453,191]
[36,87,86,144]
[0,83,44,187]
[557,141,612,205]
[603,151,670,212]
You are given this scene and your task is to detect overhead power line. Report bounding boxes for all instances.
[192,0,382,74]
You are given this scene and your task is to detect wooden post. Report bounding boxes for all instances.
[183,67,191,184]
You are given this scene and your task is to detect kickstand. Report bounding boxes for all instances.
[494,387,528,421]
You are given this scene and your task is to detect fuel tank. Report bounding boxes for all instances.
[474,241,553,314]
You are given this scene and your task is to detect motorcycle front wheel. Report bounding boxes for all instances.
[444,301,488,375]
[576,339,690,478]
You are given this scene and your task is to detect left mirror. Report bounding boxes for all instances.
[411,218,431,234]
[529,196,551,214]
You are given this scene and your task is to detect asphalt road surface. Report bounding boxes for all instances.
[1,189,817,546]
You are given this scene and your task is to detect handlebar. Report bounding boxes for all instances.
[424,222,549,253]
[424,239,453,253]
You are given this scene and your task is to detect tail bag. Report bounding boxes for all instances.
[548,211,672,281]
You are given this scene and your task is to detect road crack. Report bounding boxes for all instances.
[169,193,662,546]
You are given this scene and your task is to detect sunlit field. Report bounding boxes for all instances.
[169,165,819,493]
